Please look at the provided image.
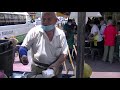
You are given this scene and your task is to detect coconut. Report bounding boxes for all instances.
[73,63,92,78]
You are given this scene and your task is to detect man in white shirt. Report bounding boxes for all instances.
[90,20,103,43]
[89,19,103,57]
[19,12,68,78]
[100,18,106,37]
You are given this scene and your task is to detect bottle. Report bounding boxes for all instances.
[93,35,98,46]
[94,40,97,46]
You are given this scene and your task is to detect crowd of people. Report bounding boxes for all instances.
[58,16,119,64]
[84,17,119,64]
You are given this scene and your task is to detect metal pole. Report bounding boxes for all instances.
[76,12,86,78]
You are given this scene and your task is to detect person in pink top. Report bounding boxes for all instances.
[102,20,118,64]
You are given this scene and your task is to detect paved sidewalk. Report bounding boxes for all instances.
[13,52,120,78]
[85,56,120,78]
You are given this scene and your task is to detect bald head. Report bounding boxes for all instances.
[41,12,58,26]
[42,12,57,19]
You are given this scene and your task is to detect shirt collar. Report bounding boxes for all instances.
[54,27,61,36]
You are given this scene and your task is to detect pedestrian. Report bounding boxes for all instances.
[85,18,92,40]
[19,12,68,78]
[102,20,118,64]
[113,21,120,61]
[99,17,107,56]
[63,19,75,56]
[100,17,106,38]
[89,19,103,56]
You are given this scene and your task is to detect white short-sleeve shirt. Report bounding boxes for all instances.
[21,25,68,65]
[90,24,103,42]
[100,24,106,36]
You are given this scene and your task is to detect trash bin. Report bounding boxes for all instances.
[0,39,14,77]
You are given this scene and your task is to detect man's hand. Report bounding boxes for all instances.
[20,55,29,65]
[42,69,55,78]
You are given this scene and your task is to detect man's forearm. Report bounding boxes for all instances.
[49,54,67,71]
[19,46,28,57]
[55,54,67,66]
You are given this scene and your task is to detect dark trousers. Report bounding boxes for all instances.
[91,40,104,57]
